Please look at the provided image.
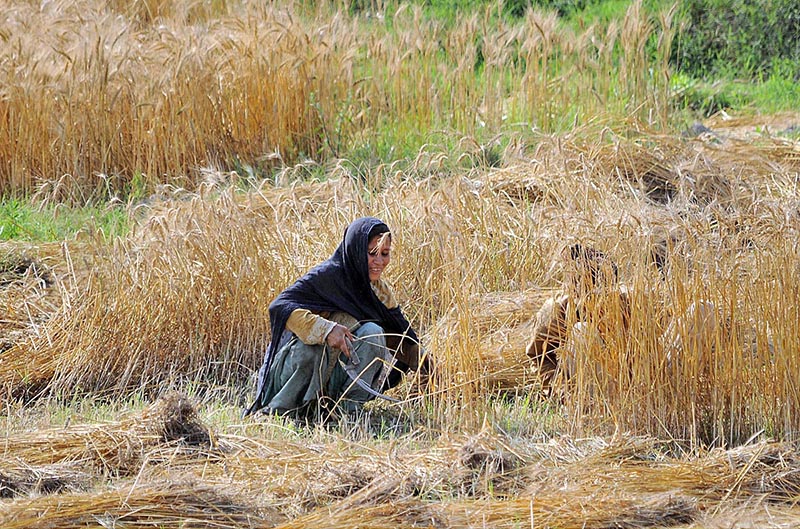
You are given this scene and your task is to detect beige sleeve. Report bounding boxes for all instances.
[525,294,569,360]
[371,279,398,309]
[286,308,337,345]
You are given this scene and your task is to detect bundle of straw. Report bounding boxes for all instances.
[0,392,210,474]
[431,289,555,391]
[0,460,90,498]
[0,482,283,529]
[526,438,800,505]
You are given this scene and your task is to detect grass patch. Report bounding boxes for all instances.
[750,71,800,114]
[671,69,800,120]
[0,198,129,242]
[569,0,635,26]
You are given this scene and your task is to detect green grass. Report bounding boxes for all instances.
[0,197,130,242]
[670,68,800,120]
[750,73,800,115]
[568,0,633,26]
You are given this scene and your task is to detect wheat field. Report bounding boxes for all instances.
[2,0,800,526]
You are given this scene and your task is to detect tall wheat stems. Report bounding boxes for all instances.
[1,0,678,198]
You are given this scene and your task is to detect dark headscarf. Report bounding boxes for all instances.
[243,216,418,416]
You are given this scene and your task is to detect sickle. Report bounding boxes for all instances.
[338,355,401,403]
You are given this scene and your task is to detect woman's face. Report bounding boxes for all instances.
[367,233,391,281]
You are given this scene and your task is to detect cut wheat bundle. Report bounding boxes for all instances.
[0,393,210,474]
[0,481,283,529]
[526,437,800,505]
[0,459,91,498]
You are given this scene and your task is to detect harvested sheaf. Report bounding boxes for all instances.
[0,482,284,529]
[431,289,555,391]
[0,243,63,349]
[437,494,696,529]
[0,343,52,401]
[0,241,88,396]
[0,461,91,498]
[479,128,800,214]
[717,442,800,501]
[0,254,52,288]
[0,392,210,474]
[526,437,800,505]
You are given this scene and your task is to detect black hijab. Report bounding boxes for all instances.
[244,216,418,416]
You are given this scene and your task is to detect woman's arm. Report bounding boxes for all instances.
[286,308,355,358]
[526,294,569,361]
[286,309,337,345]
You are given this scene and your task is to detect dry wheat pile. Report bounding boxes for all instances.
[3,393,800,528]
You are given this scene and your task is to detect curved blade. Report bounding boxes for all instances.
[339,358,401,403]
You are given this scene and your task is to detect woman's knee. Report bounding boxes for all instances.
[288,341,323,371]
[354,322,387,348]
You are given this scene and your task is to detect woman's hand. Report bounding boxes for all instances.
[326,324,355,359]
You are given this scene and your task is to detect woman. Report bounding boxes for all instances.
[526,244,631,382]
[526,242,727,386]
[243,217,423,419]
